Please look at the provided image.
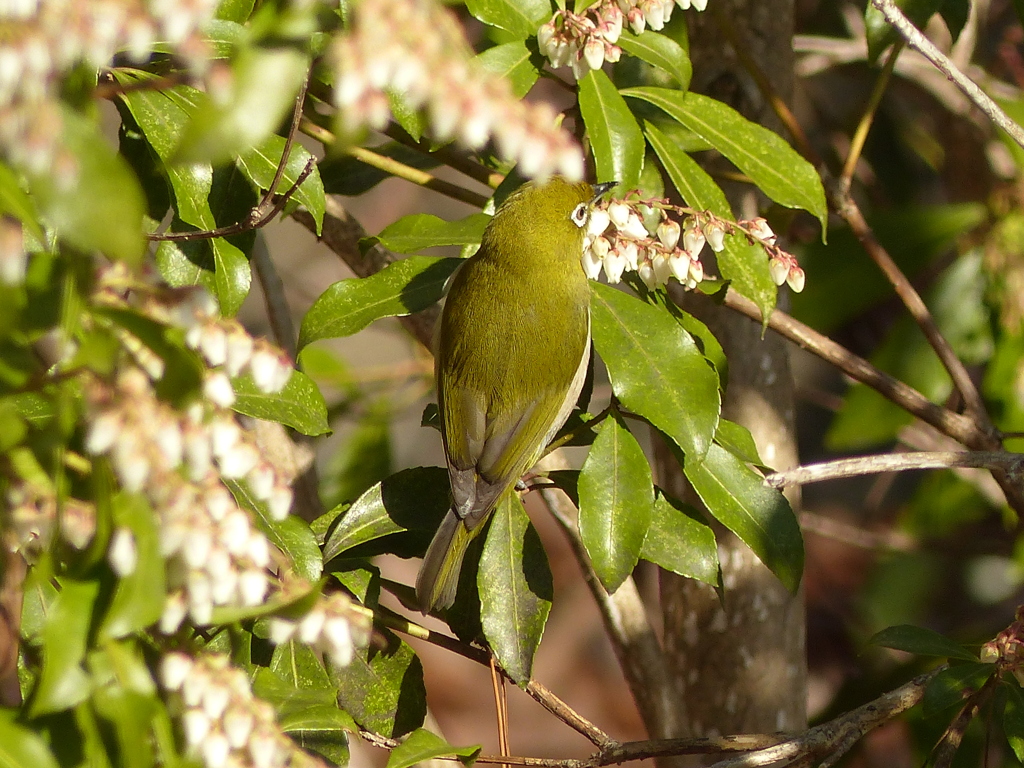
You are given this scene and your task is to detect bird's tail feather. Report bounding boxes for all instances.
[416,509,474,613]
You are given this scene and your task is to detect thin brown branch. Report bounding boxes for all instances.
[490,657,511,768]
[869,0,1024,151]
[384,124,505,190]
[799,511,916,552]
[766,451,1024,489]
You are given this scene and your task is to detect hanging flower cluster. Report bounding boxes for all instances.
[537,0,708,78]
[0,0,220,175]
[3,483,96,557]
[331,0,584,181]
[83,275,303,629]
[268,592,374,668]
[161,652,331,768]
[582,196,805,292]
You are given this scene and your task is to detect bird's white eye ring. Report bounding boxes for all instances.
[571,202,588,228]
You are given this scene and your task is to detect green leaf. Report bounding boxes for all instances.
[869,625,978,661]
[322,402,391,509]
[590,282,720,461]
[1006,683,1024,763]
[479,493,553,684]
[0,710,60,768]
[376,214,490,254]
[211,237,251,317]
[616,30,691,89]
[476,41,542,98]
[579,70,644,191]
[0,161,45,246]
[31,578,100,716]
[331,630,426,738]
[91,686,158,768]
[465,0,551,38]
[578,412,654,592]
[322,467,450,562]
[299,256,461,349]
[715,419,762,466]
[30,107,145,264]
[232,370,330,437]
[226,479,322,582]
[641,492,718,585]
[236,134,325,235]
[216,0,255,22]
[386,729,481,768]
[100,493,166,640]
[644,120,776,319]
[685,443,803,592]
[865,0,940,62]
[625,87,827,232]
[923,662,993,717]
[174,46,309,165]
[319,143,440,197]
[939,0,969,42]
[279,704,358,734]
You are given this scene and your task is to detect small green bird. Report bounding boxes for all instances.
[416,177,614,613]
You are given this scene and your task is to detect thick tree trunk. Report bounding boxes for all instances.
[656,0,807,739]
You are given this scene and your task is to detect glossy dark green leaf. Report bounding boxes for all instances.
[923,662,993,717]
[91,686,158,768]
[685,443,803,592]
[0,710,60,768]
[386,729,481,768]
[211,237,251,317]
[476,41,542,98]
[616,30,691,89]
[591,282,720,461]
[1005,683,1024,763]
[30,578,100,716]
[298,256,461,349]
[319,143,440,197]
[226,479,322,582]
[641,492,718,585]
[939,0,969,42]
[322,467,450,562]
[864,0,940,62]
[232,370,330,436]
[100,493,166,640]
[579,70,644,191]
[272,638,334,693]
[31,107,145,264]
[715,419,762,466]
[253,667,337,715]
[869,625,977,661]
[376,214,490,254]
[236,134,325,234]
[174,46,309,165]
[578,412,654,592]
[465,0,551,38]
[216,0,255,22]
[644,120,775,320]
[626,87,827,232]
[331,630,426,738]
[280,704,358,734]
[479,493,552,685]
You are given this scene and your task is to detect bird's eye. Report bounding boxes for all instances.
[571,202,588,228]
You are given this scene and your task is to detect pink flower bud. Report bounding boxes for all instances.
[786,266,806,293]
[627,7,646,34]
[603,248,627,283]
[657,219,681,250]
[609,202,631,228]
[768,257,789,286]
[747,216,777,245]
[583,37,605,71]
[703,220,726,252]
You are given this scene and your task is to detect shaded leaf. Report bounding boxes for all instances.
[1006,683,1024,763]
[322,467,450,562]
[579,70,644,191]
[331,630,426,738]
[616,30,691,89]
[641,491,718,585]
[715,419,762,466]
[685,443,803,592]
[375,214,490,254]
[232,370,330,437]
[0,710,60,768]
[923,662,994,717]
[590,282,720,461]
[0,161,45,245]
[319,143,439,197]
[479,493,552,684]
[299,256,461,349]
[322,402,391,509]
[869,625,977,661]
[386,729,480,768]
[626,87,827,233]
[578,412,654,592]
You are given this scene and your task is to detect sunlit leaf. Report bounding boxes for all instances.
[641,492,718,585]
[617,30,691,89]
[579,69,644,191]
[386,729,480,768]
[232,370,330,437]
[375,214,490,254]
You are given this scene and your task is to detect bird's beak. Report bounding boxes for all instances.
[591,181,617,202]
